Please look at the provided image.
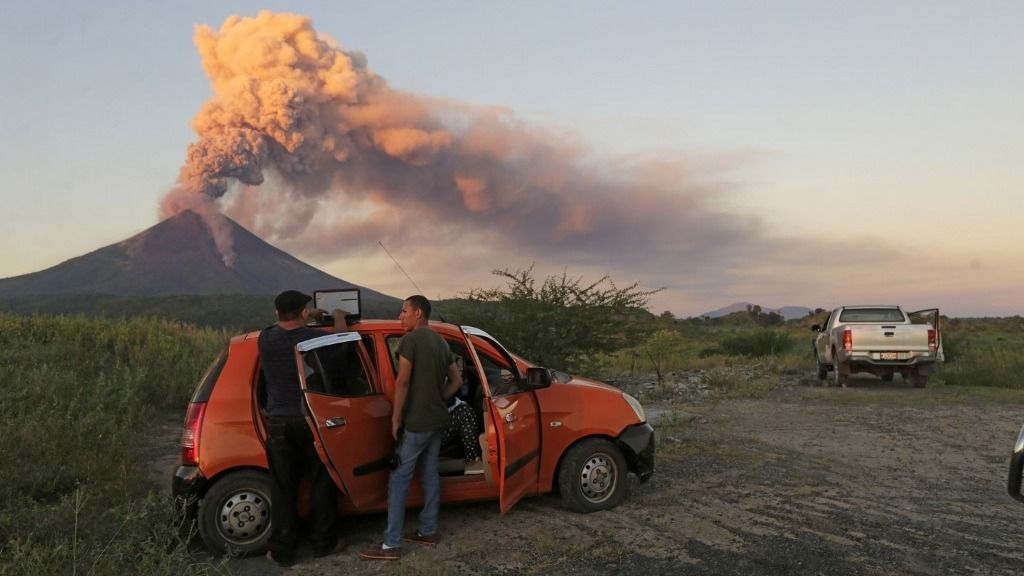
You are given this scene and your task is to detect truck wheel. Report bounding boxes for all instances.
[881,372,894,382]
[912,375,929,388]
[197,470,273,556]
[815,356,828,381]
[558,438,627,513]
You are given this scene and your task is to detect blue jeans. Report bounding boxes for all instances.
[384,429,443,548]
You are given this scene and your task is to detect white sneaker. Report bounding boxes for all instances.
[464,460,485,475]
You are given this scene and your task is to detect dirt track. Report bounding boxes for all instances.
[171,378,1024,575]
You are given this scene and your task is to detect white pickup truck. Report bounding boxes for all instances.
[811,306,942,387]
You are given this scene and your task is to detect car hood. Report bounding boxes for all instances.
[555,374,621,393]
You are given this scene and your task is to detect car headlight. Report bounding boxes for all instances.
[622,392,646,423]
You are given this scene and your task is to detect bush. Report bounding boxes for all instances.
[719,329,795,357]
[0,314,227,574]
[445,267,658,372]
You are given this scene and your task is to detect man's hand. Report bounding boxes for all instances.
[391,416,401,440]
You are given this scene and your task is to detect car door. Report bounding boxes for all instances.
[814,310,832,363]
[461,326,541,514]
[908,308,943,360]
[296,332,393,511]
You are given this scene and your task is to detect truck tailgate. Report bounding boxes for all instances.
[848,325,930,352]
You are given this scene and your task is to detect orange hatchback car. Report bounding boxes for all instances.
[172,296,655,555]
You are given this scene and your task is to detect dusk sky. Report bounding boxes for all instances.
[1,1,1021,317]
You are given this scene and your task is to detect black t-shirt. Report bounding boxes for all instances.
[258,325,323,417]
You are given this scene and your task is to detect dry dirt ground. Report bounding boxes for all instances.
[159,377,1024,576]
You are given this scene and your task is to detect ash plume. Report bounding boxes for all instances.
[161,11,783,290]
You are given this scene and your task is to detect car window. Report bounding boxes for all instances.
[301,340,374,397]
[478,350,520,396]
[838,308,906,323]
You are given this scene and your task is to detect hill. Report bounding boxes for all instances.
[700,302,812,321]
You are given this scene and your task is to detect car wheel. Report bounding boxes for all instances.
[198,470,273,556]
[558,438,628,513]
[881,372,894,382]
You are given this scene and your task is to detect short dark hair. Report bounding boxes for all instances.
[274,290,311,321]
[405,295,431,319]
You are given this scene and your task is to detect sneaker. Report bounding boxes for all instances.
[358,545,400,560]
[403,530,439,546]
[265,550,295,568]
[465,460,485,475]
[313,537,346,558]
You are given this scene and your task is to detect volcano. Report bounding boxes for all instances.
[0,210,399,305]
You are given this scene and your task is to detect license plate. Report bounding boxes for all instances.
[880,352,899,360]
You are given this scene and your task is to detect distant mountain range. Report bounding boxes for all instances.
[0,210,399,308]
[699,302,813,321]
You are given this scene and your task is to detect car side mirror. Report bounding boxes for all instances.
[524,367,552,390]
[810,324,821,332]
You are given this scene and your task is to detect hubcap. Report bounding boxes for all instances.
[579,452,617,504]
[217,489,270,545]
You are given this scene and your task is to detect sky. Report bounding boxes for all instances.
[1,1,1021,317]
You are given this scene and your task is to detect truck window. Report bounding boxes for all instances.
[301,340,373,397]
[838,308,906,323]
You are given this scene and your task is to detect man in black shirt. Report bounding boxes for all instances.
[259,290,346,566]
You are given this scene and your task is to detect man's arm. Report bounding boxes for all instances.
[331,308,349,332]
[443,362,462,400]
[392,356,412,439]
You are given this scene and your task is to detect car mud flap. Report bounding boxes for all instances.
[617,423,655,482]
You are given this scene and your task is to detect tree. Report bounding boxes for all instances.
[639,329,687,389]
[447,266,659,372]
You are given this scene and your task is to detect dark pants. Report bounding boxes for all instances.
[265,416,337,560]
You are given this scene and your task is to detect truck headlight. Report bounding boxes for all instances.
[622,392,646,423]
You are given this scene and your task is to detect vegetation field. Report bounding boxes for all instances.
[0,313,226,575]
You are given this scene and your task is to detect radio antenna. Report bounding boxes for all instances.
[378,241,425,295]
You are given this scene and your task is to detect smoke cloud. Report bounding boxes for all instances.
[159,11,843,304]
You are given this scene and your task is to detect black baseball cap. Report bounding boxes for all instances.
[274,290,312,313]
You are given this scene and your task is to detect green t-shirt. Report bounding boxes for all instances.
[397,326,454,432]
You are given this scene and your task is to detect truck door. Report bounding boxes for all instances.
[296,332,393,510]
[908,308,943,360]
[461,326,541,514]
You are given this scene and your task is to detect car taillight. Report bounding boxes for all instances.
[928,329,936,352]
[180,402,207,466]
[843,329,852,353]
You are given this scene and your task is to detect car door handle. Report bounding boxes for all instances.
[504,413,516,424]
[325,417,347,428]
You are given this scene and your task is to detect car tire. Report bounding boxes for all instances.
[881,372,894,382]
[198,470,273,556]
[558,438,627,513]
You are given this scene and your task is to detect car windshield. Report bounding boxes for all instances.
[838,308,905,322]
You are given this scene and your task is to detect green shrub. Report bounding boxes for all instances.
[719,329,795,357]
[0,314,227,574]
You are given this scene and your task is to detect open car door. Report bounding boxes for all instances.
[461,326,541,514]
[296,332,393,510]
[909,308,943,361]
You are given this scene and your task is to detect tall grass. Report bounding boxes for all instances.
[938,333,1024,389]
[0,314,228,575]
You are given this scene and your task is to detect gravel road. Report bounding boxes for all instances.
[165,378,1024,575]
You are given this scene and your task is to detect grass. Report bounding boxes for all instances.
[0,314,228,575]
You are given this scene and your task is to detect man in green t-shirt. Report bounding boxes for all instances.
[360,295,462,560]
